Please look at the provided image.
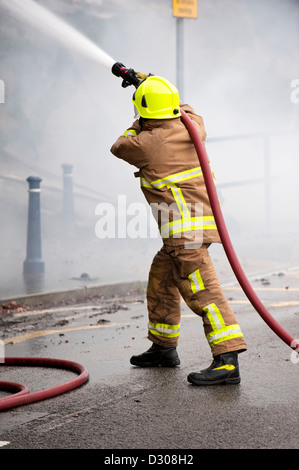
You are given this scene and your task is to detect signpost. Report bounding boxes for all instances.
[173,0,197,100]
[173,0,197,18]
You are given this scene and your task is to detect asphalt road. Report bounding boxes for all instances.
[0,264,298,452]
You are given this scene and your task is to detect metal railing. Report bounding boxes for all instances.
[206,128,298,228]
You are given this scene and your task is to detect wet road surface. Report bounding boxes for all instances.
[0,264,298,451]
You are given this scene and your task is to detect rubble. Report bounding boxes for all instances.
[0,301,31,315]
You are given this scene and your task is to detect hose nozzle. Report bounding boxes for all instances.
[111,62,143,88]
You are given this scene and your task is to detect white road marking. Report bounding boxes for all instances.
[0,441,10,447]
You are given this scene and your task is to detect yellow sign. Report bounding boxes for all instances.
[173,0,197,18]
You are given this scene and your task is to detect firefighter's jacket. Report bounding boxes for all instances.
[110,103,221,247]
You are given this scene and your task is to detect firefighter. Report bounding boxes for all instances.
[110,75,247,385]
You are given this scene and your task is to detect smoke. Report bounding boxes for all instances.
[0,0,115,68]
[0,0,298,297]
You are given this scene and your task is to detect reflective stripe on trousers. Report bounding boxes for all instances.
[148,320,180,339]
[203,303,244,347]
[188,268,205,293]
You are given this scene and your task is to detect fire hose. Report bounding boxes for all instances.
[112,62,299,353]
[0,357,89,411]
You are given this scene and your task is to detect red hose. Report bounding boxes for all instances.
[0,357,89,411]
[0,380,29,400]
[180,108,299,352]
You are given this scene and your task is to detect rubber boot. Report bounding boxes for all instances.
[187,351,240,385]
[130,343,180,367]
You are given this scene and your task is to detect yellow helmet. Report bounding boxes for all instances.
[132,76,181,119]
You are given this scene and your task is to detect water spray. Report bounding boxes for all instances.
[112,63,299,353]
[0,0,115,69]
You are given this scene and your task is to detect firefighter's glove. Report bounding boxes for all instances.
[137,72,151,80]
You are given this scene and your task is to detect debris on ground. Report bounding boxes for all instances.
[0,301,32,315]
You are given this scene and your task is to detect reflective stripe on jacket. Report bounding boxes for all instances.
[110,102,221,246]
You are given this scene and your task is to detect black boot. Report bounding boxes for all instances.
[187,351,240,386]
[130,343,180,367]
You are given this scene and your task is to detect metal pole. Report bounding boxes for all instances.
[23,176,45,293]
[23,176,45,274]
[263,136,271,228]
[62,163,75,232]
[176,17,184,100]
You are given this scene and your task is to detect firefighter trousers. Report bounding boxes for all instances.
[147,243,247,357]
